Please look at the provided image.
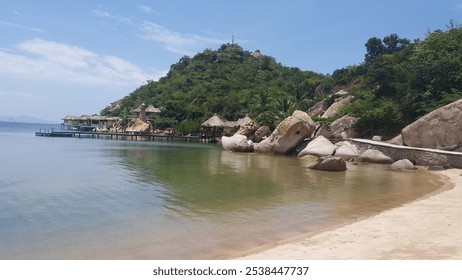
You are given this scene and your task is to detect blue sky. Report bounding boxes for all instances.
[1,0,461,122]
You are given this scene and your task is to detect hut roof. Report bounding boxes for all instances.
[145,105,161,113]
[201,114,227,127]
[133,104,161,113]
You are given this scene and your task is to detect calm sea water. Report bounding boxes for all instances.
[0,122,442,259]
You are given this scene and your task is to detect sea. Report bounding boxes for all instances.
[0,121,443,259]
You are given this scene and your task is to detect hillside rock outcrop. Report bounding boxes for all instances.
[401,99,462,151]
[255,110,316,155]
[317,115,358,139]
[321,95,355,119]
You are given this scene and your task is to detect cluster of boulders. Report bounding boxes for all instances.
[221,110,418,172]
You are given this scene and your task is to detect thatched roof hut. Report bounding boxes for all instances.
[201,113,227,127]
[133,104,161,113]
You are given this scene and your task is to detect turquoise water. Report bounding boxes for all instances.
[0,122,441,259]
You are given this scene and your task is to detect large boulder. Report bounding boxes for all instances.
[401,99,462,150]
[357,149,394,164]
[221,134,254,152]
[298,135,336,157]
[255,110,316,155]
[321,95,355,119]
[306,100,329,118]
[390,159,415,171]
[308,156,347,172]
[253,126,271,142]
[317,115,358,139]
[333,141,359,160]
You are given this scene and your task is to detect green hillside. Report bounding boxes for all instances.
[102,23,462,137]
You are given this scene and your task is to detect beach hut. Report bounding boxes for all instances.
[201,113,228,139]
[133,103,161,121]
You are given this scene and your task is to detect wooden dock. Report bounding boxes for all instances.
[35,130,216,143]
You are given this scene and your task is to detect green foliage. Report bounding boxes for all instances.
[103,43,328,132]
[101,23,462,137]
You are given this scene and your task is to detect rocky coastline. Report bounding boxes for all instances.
[221,98,462,171]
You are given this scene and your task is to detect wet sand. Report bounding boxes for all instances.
[238,169,462,259]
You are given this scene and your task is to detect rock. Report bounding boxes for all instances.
[317,115,358,139]
[253,126,271,142]
[401,98,462,150]
[298,135,336,157]
[427,165,446,171]
[321,95,355,119]
[390,159,415,171]
[221,134,254,152]
[372,135,382,142]
[333,141,359,160]
[234,121,259,138]
[357,149,394,164]
[306,100,329,118]
[126,118,150,133]
[308,156,347,172]
[389,134,403,145]
[255,110,316,155]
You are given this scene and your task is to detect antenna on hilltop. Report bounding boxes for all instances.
[231,32,235,44]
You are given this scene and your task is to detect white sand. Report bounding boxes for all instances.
[238,169,462,259]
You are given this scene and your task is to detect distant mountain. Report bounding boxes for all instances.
[0,115,58,124]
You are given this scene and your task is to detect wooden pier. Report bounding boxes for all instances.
[35,130,217,143]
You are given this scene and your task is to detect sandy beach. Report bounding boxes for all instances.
[238,169,462,260]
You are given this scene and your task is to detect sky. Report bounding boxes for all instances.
[1,0,461,123]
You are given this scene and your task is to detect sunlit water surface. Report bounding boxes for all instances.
[0,122,442,259]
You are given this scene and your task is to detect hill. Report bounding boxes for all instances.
[101,44,329,133]
[101,23,462,137]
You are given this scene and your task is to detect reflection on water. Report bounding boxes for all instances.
[0,133,443,259]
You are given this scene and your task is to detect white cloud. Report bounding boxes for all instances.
[91,9,132,26]
[0,38,162,85]
[137,5,154,14]
[0,20,45,33]
[141,21,225,55]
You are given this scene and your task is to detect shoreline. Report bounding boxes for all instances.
[236,168,462,259]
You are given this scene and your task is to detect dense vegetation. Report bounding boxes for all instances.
[102,22,462,137]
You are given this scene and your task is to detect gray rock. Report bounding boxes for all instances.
[298,135,336,157]
[253,126,271,143]
[234,121,259,138]
[321,95,355,119]
[390,159,415,171]
[333,141,359,160]
[221,134,254,152]
[255,110,316,155]
[308,156,347,172]
[318,115,358,139]
[401,98,462,150]
[389,134,404,145]
[358,149,394,164]
[372,135,382,142]
[306,100,329,118]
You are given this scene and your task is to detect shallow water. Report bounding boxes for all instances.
[0,123,442,259]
